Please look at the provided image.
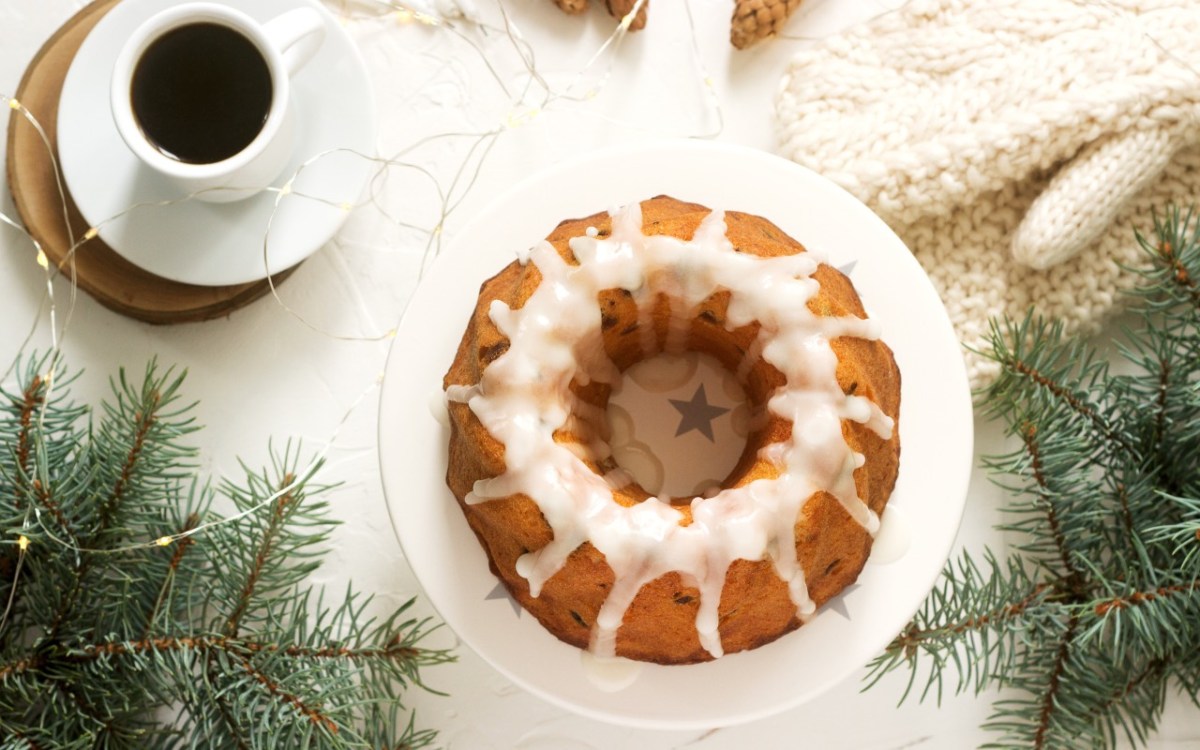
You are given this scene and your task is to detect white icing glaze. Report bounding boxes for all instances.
[431,391,451,428]
[448,203,894,659]
[866,505,911,566]
[579,651,642,692]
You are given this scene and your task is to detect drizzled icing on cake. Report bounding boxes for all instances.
[447,204,894,659]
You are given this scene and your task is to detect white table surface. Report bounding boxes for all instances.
[1,1,1197,747]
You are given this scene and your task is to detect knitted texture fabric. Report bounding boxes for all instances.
[776,0,1200,387]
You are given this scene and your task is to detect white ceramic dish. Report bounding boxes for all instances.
[57,0,375,286]
[378,140,973,730]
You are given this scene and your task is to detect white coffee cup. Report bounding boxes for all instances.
[110,3,326,203]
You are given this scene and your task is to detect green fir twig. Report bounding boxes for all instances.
[866,206,1200,749]
[0,358,453,748]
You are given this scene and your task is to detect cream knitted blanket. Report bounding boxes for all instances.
[776,0,1200,387]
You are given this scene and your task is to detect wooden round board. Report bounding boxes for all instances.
[5,0,295,324]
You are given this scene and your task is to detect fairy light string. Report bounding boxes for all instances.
[0,0,956,600]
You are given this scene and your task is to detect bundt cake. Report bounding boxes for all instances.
[443,195,901,665]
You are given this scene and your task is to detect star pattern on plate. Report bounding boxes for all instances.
[837,259,857,276]
[669,384,730,442]
[486,582,522,617]
[826,583,862,621]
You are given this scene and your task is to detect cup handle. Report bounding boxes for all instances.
[263,7,326,76]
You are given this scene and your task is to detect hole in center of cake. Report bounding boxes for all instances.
[605,352,749,501]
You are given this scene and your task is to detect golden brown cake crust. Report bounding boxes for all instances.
[443,195,901,664]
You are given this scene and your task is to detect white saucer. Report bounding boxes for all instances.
[57,0,376,287]
[378,141,974,729]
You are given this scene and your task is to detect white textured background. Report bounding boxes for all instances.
[1,0,1197,747]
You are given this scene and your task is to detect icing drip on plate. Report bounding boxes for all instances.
[448,203,893,659]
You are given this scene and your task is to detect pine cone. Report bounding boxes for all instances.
[547,0,647,30]
[550,0,798,45]
[552,0,588,14]
[606,0,648,30]
[731,0,803,49]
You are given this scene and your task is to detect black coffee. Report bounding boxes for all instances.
[131,23,273,164]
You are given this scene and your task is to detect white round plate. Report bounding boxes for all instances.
[57,0,375,287]
[378,140,973,729]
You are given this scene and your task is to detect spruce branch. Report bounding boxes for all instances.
[978,613,1080,750]
[865,550,1057,702]
[0,359,452,747]
[1015,423,1086,587]
[141,510,201,639]
[981,316,1126,456]
[220,470,305,637]
[1139,207,1200,314]
[12,373,44,499]
[867,206,1200,748]
[1078,579,1200,665]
